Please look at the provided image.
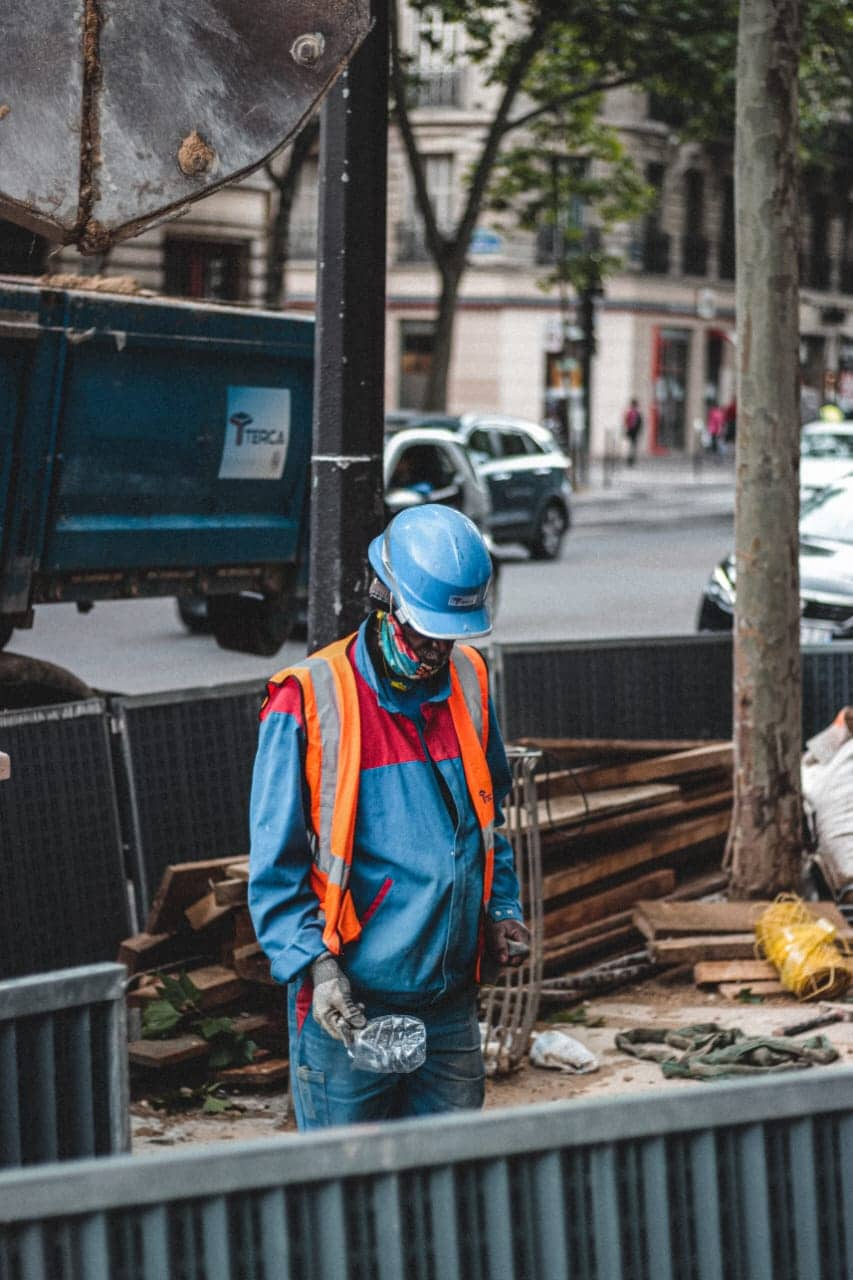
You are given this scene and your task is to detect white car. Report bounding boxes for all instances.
[800,421,853,503]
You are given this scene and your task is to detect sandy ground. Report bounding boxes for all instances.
[130,977,853,1153]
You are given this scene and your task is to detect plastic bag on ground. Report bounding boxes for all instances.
[528,1029,599,1074]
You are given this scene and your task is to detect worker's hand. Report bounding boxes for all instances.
[310,953,367,1044]
[484,918,531,968]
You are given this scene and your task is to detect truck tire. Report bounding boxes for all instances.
[176,596,213,635]
[0,619,13,651]
[208,591,295,657]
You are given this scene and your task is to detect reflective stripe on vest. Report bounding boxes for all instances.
[268,633,496,956]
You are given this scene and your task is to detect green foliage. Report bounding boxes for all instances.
[147,1084,245,1115]
[141,972,257,1072]
[735,988,766,1004]
[547,1002,606,1026]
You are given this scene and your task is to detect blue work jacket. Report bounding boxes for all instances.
[248,618,522,1007]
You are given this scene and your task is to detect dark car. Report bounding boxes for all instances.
[697,473,853,642]
[389,413,573,559]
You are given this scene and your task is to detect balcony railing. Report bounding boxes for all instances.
[411,70,463,110]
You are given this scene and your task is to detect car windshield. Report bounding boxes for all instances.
[801,433,853,459]
[800,483,853,543]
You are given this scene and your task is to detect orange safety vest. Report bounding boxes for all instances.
[269,632,496,957]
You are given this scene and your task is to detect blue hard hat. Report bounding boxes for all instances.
[368,504,493,639]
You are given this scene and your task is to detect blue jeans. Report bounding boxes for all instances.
[287,980,485,1129]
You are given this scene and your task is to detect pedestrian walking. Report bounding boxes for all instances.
[249,504,528,1128]
[706,402,725,454]
[623,397,643,465]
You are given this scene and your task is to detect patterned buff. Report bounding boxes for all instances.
[377,611,449,687]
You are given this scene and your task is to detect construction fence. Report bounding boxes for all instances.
[0,1065,850,1279]
[1,637,852,979]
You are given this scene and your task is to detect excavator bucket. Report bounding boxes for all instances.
[0,0,370,252]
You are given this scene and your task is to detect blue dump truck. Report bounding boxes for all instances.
[0,279,314,655]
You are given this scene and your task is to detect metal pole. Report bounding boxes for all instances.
[308,1,389,653]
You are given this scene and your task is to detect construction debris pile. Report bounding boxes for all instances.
[518,737,733,984]
[121,858,288,1088]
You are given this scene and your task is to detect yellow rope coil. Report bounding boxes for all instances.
[754,894,853,1001]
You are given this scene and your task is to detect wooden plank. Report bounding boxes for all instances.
[564,743,733,795]
[225,860,250,881]
[522,783,681,832]
[146,857,246,934]
[694,960,778,985]
[215,1057,289,1086]
[117,931,188,976]
[517,737,715,764]
[184,891,234,932]
[543,923,641,972]
[233,942,275,986]
[717,980,788,999]
[128,1036,209,1068]
[544,869,675,936]
[0,751,9,781]
[542,810,731,900]
[650,934,757,964]
[635,898,850,940]
[540,787,732,850]
[213,878,249,907]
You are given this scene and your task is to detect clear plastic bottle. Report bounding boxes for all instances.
[346,1014,427,1074]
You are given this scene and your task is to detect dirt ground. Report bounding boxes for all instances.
[130,977,853,1154]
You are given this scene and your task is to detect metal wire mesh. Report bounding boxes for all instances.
[479,747,543,1075]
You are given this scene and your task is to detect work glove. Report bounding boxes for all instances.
[484,918,531,968]
[310,952,367,1044]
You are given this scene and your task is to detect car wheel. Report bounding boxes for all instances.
[529,501,568,560]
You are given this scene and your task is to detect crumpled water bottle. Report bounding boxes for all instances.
[346,1014,427,1074]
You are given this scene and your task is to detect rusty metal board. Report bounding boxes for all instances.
[0,0,369,251]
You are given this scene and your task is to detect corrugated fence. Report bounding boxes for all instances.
[0,965,128,1169]
[0,1066,850,1279]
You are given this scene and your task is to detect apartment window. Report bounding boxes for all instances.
[642,163,670,274]
[0,218,48,275]
[413,8,462,108]
[804,194,830,290]
[289,157,319,259]
[682,170,708,276]
[163,238,249,302]
[719,177,735,280]
[399,320,435,408]
[398,154,455,262]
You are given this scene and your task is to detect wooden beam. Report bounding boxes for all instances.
[635,898,850,941]
[542,810,731,900]
[650,934,757,964]
[146,857,247,934]
[516,737,716,763]
[0,751,9,781]
[544,869,675,935]
[693,960,778,985]
[521,783,680,832]
[563,743,732,795]
[540,788,732,853]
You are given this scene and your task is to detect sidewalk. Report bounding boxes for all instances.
[572,452,735,528]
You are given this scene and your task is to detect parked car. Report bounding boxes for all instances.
[178,425,497,637]
[800,421,853,503]
[697,472,853,642]
[388,413,573,559]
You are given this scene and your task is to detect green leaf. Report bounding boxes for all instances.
[736,988,765,1004]
[197,1016,235,1042]
[202,1092,233,1114]
[141,999,184,1038]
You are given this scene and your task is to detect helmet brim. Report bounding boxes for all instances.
[368,532,492,640]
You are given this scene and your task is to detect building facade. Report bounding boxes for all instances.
[2,9,851,460]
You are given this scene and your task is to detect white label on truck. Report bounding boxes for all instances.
[218,386,291,480]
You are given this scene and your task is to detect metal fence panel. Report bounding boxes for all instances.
[0,964,128,1169]
[111,680,264,914]
[0,700,130,979]
[493,635,853,745]
[0,1066,850,1279]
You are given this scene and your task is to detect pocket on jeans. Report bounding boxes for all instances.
[295,1064,329,1125]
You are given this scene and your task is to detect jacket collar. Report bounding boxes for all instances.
[355,616,451,714]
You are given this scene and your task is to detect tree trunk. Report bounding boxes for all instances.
[728,0,802,897]
[264,119,319,309]
[422,257,464,412]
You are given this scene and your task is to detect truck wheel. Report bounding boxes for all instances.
[0,619,13,651]
[208,592,295,657]
[176,596,213,635]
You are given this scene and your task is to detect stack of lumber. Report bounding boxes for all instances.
[119,857,289,1085]
[634,897,853,999]
[515,737,734,977]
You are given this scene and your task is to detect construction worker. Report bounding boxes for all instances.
[249,504,528,1127]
